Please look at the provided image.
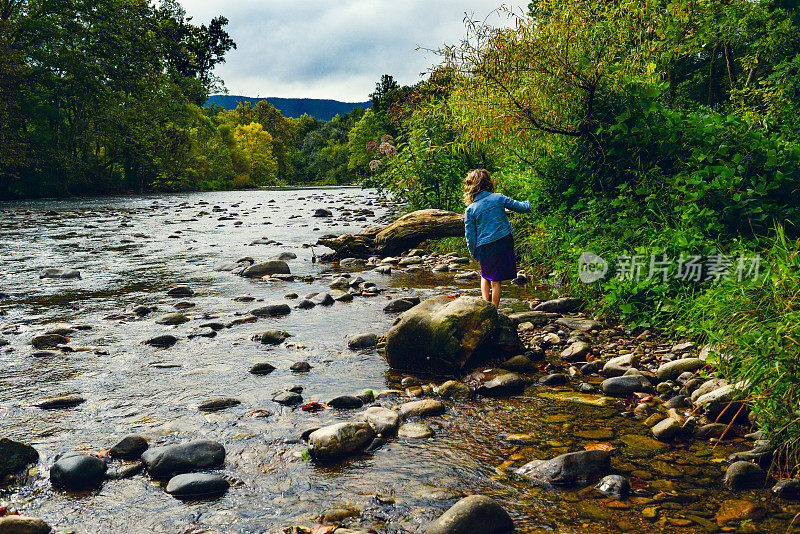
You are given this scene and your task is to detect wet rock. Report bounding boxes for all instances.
[308,422,374,459]
[198,397,241,412]
[383,297,421,313]
[436,380,472,398]
[140,440,225,478]
[715,499,765,526]
[538,373,568,386]
[398,422,434,438]
[198,322,225,331]
[425,494,514,534]
[0,438,38,479]
[515,450,611,486]
[600,375,652,396]
[166,286,194,297]
[695,383,749,424]
[329,277,350,290]
[772,479,800,500]
[560,341,591,361]
[251,303,291,317]
[689,378,728,403]
[348,333,378,349]
[331,290,353,302]
[34,394,85,409]
[109,435,148,460]
[580,360,604,375]
[258,330,291,345]
[155,313,189,325]
[506,310,555,325]
[312,292,334,306]
[40,268,81,279]
[693,423,728,439]
[296,299,316,309]
[361,406,400,435]
[651,418,680,442]
[501,354,537,372]
[290,361,312,372]
[577,382,596,393]
[241,260,291,278]
[145,335,177,348]
[385,295,522,375]
[50,452,107,490]
[273,391,303,405]
[534,297,582,313]
[328,395,363,409]
[656,358,705,381]
[594,474,630,500]
[723,461,767,490]
[165,473,229,499]
[313,208,333,217]
[0,516,51,534]
[187,328,216,339]
[399,399,446,419]
[133,305,153,316]
[31,334,68,349]
[618,434,668,457]
[602,354,638,377]
[478,373,526,396]
[555,317,603,332]
[249,362,276,375]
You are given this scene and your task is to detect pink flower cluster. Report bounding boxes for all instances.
[379,142,395,156]
[369,160,382,172]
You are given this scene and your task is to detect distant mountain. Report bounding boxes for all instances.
[206,95,370,121]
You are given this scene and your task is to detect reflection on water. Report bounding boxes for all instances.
[0,189,787,533]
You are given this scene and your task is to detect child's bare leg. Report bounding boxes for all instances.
[491,281,501,307]
[481,277,491,301]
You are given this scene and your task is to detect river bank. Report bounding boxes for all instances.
[0,188,795,533]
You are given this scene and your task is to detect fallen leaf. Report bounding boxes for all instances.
[584,442,616,452]
[301,402,325,413]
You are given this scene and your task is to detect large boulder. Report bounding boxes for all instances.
[0,438,39,479]
[308,422,374,460]
[317,210,464,259]
[515,450,611,486]
[140,440,225,479]
[385,295,522,375]
[425,495,514,534]
[375,210,464,256]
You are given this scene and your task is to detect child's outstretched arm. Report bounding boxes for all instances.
[502,195,532,213]
[464,209,477,259]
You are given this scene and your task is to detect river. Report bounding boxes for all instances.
[0,188,793,533]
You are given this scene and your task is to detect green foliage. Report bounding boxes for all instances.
[0,0,236,198]
[369,101,491,212]
[684,228,800,470]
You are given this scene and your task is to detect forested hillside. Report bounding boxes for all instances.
[206,95,369,121]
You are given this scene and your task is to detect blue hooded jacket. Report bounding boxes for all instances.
[464,191,532,259]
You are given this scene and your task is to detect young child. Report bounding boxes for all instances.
[463,169,531,307]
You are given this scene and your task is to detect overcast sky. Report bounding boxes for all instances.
[178,0,528,102]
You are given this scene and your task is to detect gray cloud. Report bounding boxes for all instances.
[178,0,528,101]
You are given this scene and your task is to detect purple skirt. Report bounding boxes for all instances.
[477,234,517,282]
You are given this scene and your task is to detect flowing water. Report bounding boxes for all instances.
[0,188,793,533]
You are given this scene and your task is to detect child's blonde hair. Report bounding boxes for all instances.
[463,169,495,205]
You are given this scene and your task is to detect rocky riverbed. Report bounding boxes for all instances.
[0,188,796,534]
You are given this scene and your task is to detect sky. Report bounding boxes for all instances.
[178,0,529,102]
